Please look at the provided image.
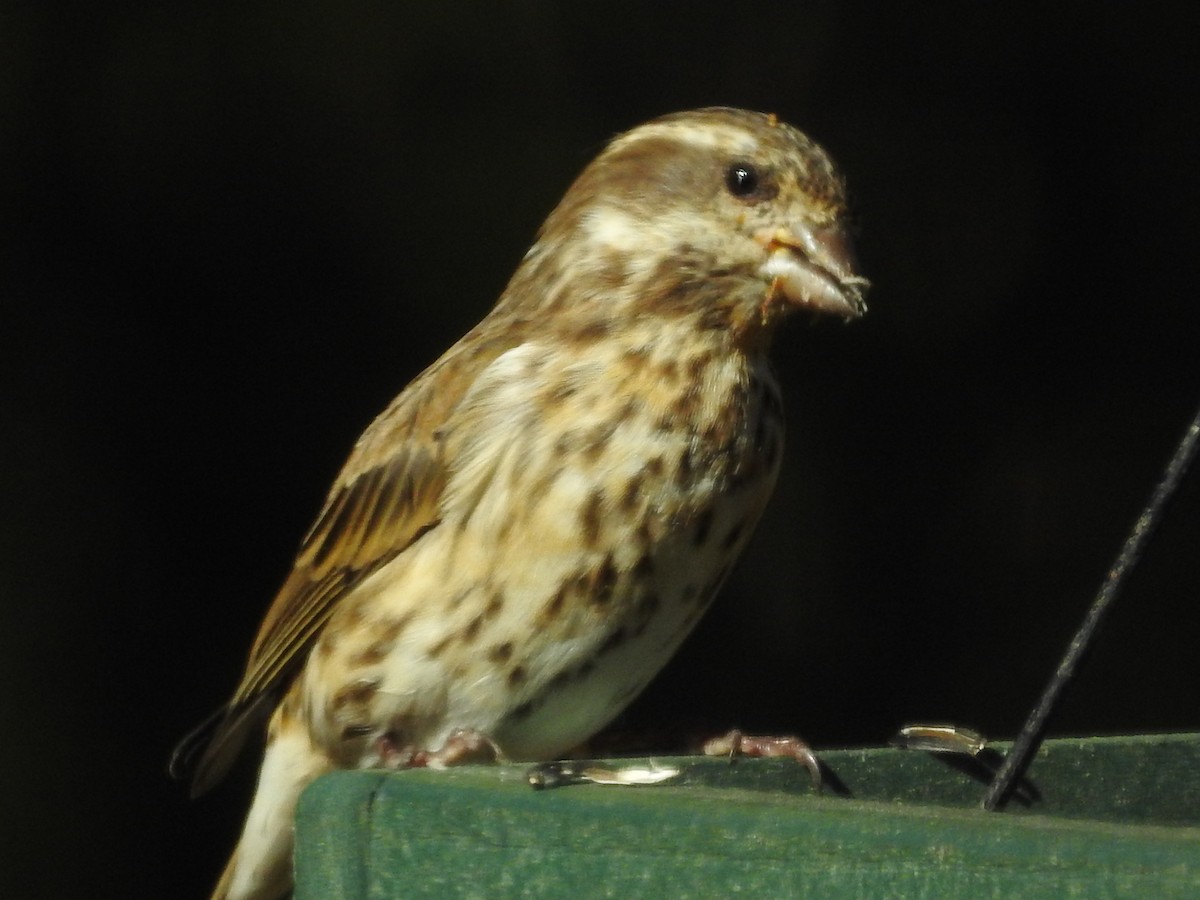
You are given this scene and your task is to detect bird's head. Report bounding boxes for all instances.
[506,107,868,346]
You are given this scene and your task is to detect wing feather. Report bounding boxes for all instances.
[172,321,529,794]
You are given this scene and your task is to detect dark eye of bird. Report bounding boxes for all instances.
[725,163,760,198]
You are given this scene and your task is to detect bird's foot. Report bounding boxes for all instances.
[702,728,822,789]
[409,728,501,769]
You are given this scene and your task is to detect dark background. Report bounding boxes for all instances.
[3,2,1198,897]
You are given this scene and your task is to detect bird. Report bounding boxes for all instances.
[170,106,868,900]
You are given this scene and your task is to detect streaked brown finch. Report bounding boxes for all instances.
[172,107,868,900]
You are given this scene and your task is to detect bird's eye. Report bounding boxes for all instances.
[725,163,760,198]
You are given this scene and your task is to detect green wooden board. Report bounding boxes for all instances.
[295,733,1200,898]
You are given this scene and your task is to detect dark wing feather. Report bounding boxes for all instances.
[171,322,527,795]
[235,443,444,707]
[169,690,280,797]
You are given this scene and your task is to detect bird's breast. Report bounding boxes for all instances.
[305,332,787,762]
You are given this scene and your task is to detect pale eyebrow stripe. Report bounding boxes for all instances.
[609,122,759,156]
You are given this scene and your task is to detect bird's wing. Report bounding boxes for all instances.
[171,324,525,795]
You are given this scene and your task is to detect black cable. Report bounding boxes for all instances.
[982,403,1200,811]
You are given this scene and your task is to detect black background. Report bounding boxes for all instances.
[4,3,1199,897]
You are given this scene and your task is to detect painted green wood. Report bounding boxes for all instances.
[294,732,1200,898]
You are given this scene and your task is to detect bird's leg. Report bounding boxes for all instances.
[409,728,501,769]
[370,725,500,769]
[370,729,418,769]
[702,728,822,789]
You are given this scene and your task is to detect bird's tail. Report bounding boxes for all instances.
[209,848,243,900]
[209,705,331,900]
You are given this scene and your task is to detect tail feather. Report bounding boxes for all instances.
[210,705,331,900]
[209,844,290,900]
[208,848,241,900]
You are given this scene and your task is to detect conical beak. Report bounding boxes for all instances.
[754,223,869,320]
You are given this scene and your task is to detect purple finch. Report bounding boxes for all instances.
[172,107,868,900]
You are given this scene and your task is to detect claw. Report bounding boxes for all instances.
[398,728,501,769]
[702,728,822,789]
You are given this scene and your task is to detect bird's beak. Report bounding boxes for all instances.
[754,223,869,320]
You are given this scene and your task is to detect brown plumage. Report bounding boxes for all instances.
[171,107,867,900]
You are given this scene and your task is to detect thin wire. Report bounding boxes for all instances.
[982,403,1200,811]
